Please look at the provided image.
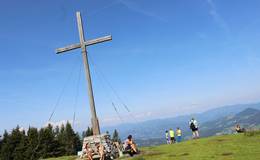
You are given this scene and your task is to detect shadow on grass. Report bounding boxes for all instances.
[167,154,177,157]
[143,151,164,156]
[216,139,227,142]
[179,153,189,156]
[222,152,233,156]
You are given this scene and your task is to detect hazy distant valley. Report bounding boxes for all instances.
[104,103,260,146]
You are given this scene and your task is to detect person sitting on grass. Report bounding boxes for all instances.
[235,124,245,133]
[124,135,138,156]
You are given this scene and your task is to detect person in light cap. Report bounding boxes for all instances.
[189,117,199,139]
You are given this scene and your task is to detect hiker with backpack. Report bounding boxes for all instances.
[189,118,199,139]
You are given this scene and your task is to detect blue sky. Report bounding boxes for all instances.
[1,0,260,133]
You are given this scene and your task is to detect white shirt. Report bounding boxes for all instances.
[190,119,198,128]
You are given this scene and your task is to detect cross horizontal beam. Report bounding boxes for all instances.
[56,35,112,54]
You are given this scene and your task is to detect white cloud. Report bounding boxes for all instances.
[45,119,80,128]
[206,0,229,33]
[118,0,167,22]
[101,116,121,124]
[100,111,153,126]
[134,111,152,118]
[19,127,27,132]
[87,1,120,17]
[84,0,166,22]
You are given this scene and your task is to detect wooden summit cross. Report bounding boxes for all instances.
[56,12,112,135]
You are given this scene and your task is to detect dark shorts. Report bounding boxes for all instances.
[170,137,175,141]
[192,128,198,132]
[125,145,131,150]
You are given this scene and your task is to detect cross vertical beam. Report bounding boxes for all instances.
[56,11,112,136]
[56,12,112,135]
[76,12,100,135]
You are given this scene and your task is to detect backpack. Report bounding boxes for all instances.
[190,122,196,130]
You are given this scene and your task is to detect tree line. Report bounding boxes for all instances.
[0,122,83,160]
[0,122,121,160]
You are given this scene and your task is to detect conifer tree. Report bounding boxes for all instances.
[54,126,60,137]
[112,129,121,143]
[87,127,93,136]
[57,124,66,156]
[82,126,93,138]
[82,131,86,138]
[64,122,76,155]
[25,127,39,160]
[0,123,82,159]
[13,130,28,160]
[0,130,11,160]
[38,124,59,158]
[74,132,82,152]
[9,126,24,160]
[0,134,2,153]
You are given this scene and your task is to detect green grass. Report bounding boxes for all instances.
[122,133,260,160]
[45,132,260,160]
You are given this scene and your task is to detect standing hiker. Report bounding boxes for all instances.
[165,130,170,144]
[189,118,199,139]
[169,128,175,144]
[176,127,182,143]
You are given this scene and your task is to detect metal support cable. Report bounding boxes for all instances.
[88,55,129,109]
[72,60,83,129]
[88,54,125,122]
[88,54,138,122]
[112,102,124,122]
[48,56,81,122]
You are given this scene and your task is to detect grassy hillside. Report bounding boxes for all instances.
[200,108,260,137]
[45,132,260,160]
[123,132,260,160]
